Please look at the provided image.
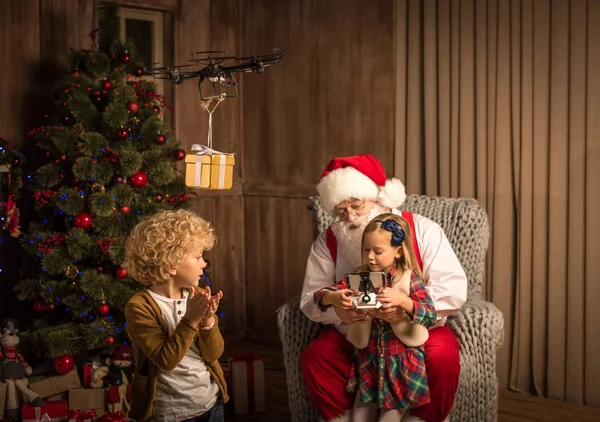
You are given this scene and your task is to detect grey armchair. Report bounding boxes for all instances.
[277,195,504,422]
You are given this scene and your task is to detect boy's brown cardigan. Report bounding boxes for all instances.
[125,288,229,421]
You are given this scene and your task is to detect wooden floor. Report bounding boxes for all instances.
[221,340,600,422]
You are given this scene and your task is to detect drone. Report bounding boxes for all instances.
[143,49,285,100]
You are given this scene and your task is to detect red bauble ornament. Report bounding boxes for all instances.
[129,170,148,188]
[101,80,112,90]
[97,266,103,272]
[54,355,75,375]
[115,176,125,184]
[152,105,161,114]
[105,336,115,346]
[74,211,94,230]
[134,67,144,77]
[116,267,128,279]
[97,302,110,316]
[46,303,55,311]
[174,149,186,161]
[127,101,139,113]
[120,206,131,214]
[118,127,129,139]
[156,134,166,145]
[34,300,46,312]
[121,52,131,64]
[155,194,164,202]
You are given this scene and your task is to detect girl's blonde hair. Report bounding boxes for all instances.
[123,209,216,287]
[360,213,426,284]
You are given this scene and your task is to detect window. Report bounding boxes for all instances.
[119,7,164,94]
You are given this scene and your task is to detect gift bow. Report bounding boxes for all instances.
[191,144,234,156]
[68,409,97,422]
[100,411,127,422]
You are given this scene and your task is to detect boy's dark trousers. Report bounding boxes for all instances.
[180,401,224,422]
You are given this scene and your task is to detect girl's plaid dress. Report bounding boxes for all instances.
[344,270,436,410]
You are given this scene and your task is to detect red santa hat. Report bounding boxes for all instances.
[316,154,406,214]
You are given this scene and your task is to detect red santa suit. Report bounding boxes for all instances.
[299,154,467,422]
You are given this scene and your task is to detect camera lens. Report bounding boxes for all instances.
[362,294,371,303]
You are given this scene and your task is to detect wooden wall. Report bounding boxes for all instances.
[0,0,396,344]
[240,0,395,342]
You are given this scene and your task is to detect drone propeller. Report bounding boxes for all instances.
[188,50,236,65]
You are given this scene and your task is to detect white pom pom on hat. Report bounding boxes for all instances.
[316,154,406,214]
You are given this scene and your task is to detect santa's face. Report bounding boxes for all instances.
[331,201,387,266]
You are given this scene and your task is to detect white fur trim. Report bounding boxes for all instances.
[377,178,406,210]
[317,167,380,213]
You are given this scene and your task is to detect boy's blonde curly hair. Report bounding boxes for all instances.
[123,209,216,287]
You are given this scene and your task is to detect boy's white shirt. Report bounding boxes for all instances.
[300,211,468,335]
[148,289,219,422]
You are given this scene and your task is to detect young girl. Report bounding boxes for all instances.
[315,213,437,422]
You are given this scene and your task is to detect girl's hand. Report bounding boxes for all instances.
[323,289,357,310]
[377,287,406,309]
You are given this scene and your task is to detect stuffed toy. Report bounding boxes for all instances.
[89,345,133,414]
[0,321,43,418]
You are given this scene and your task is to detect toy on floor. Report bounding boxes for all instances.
[0,320,43,418]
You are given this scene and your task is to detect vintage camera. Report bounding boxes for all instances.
[344,271,386,310]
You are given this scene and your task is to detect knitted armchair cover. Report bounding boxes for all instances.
[277,195,504,422]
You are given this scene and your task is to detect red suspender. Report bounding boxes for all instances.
[401,211,423,271]
[325,212,422,271]
[325,227,337,262]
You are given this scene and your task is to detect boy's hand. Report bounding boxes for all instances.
[200,286,223,328]
[183,288,212,325]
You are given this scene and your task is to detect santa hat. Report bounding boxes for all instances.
[316,154,406,214]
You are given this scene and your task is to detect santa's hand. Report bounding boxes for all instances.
[25,366,32,376]
[334,306,367,324]
[324,289,356,310]
[368,306,407,323]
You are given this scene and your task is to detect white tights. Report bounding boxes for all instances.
[351,395,405,422]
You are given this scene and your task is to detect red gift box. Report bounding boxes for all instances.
[68,409,97,422]
[227,352,265,415]
[22,400,68,422]
[83,364,93,388]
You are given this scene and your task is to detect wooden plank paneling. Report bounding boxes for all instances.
[40,0,98,59]
[0,0,41,323]
[173,0,210,145]
[241,0,396,339]
[0,0,41,146]
[241,0,396,187]
[244,196,314,343]
[174,0,245,336]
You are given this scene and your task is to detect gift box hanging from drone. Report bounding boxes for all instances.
[184,72,236,190]
[145,50,285,190]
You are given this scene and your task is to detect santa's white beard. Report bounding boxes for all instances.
[331,205,386,268]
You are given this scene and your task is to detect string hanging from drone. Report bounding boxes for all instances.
[145,50,284,190]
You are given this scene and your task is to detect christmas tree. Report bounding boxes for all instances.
[14,3,193,361]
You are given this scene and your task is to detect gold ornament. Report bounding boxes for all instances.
[65,265,79,279]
